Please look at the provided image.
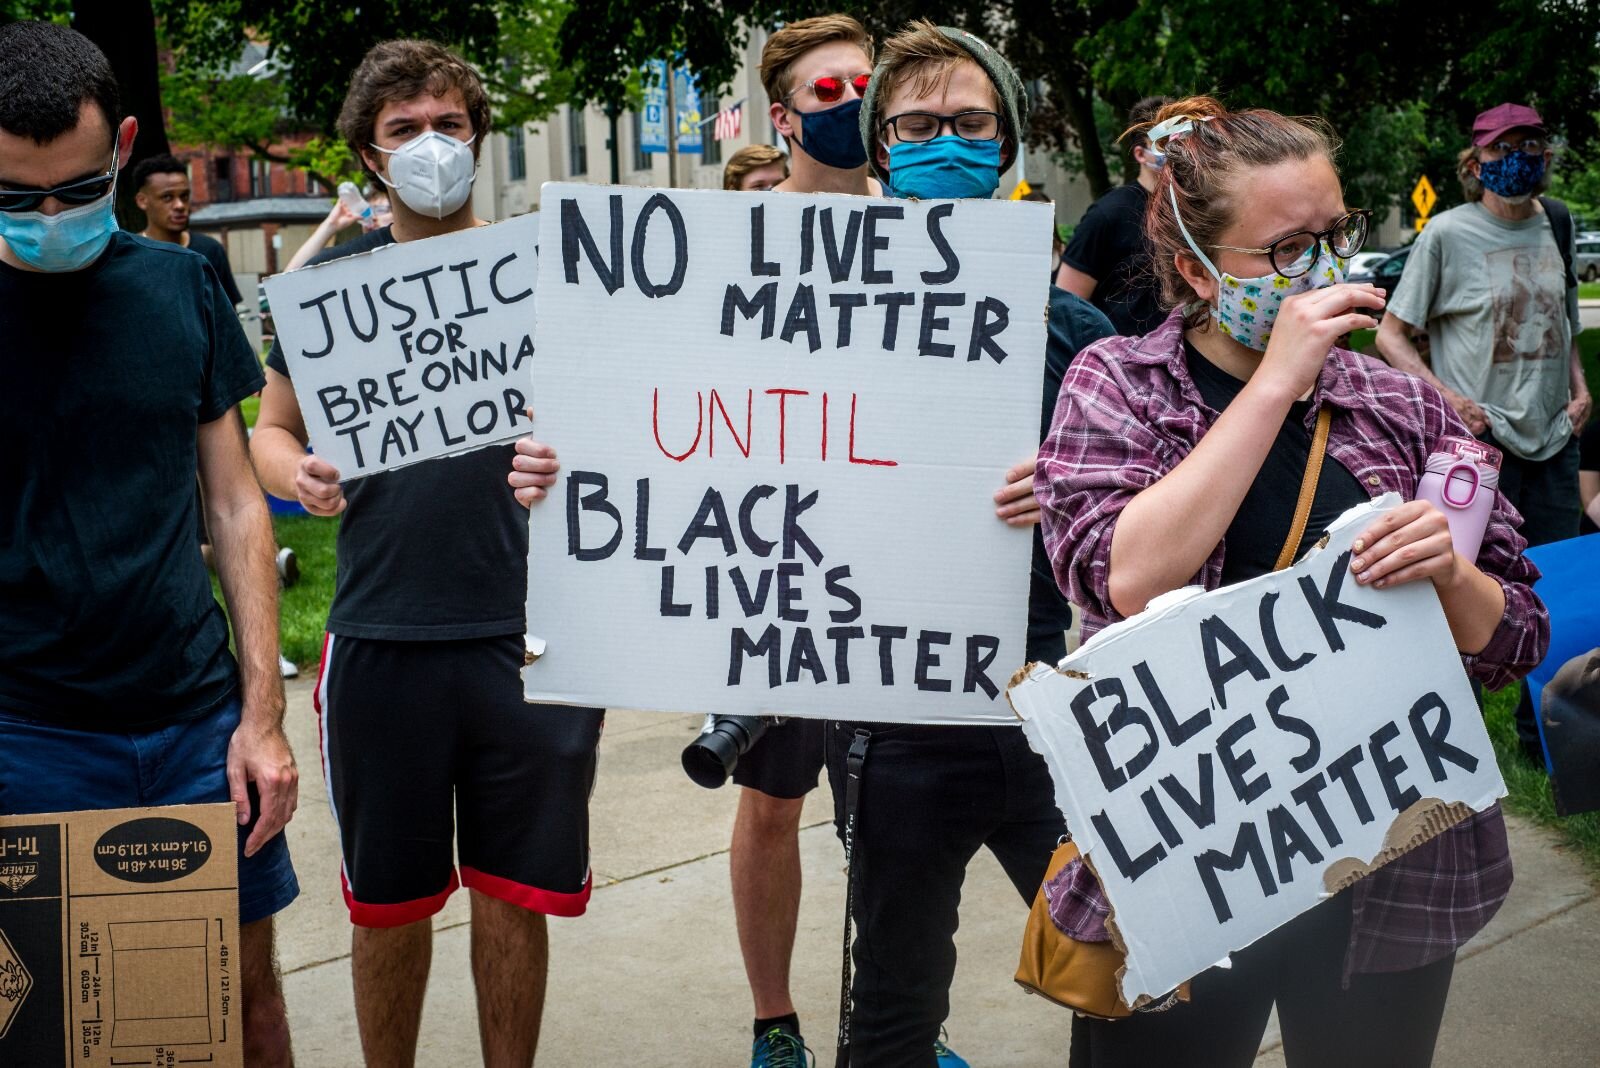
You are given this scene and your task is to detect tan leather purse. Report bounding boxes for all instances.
[1016,407,1334,1016]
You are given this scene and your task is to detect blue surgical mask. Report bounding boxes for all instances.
[1477,151,1545,201]
[1143,148,1167,170]
[885,137,1001,200]
[791,98,868,171]
[0,190,119,272]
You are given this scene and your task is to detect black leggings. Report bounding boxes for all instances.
[1069,889,1455,1068]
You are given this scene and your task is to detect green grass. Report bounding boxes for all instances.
[210,512,338,670]
[239,394,260,430]
[1483,686,1600,877]
[273,513,339,667]
[1579,282,1600,301]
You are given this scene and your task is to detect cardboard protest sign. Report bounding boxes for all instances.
[262,214,539,479]
[0,804,241,1067]
[1008,496,1505,1006]
[524,183,1051,724]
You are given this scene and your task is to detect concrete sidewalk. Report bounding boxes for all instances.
[273,677,1600,1066]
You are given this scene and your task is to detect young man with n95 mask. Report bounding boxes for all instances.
[251,39,602,1068]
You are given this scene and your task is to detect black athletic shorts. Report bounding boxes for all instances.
[315,633,603,927]
[730,717,826,800]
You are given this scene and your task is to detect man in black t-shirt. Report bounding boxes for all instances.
[1055,95,1170,336]
[132,152,246,307]
[0,22,298,1066]
[252,40,600,1066]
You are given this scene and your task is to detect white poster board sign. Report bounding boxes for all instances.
[262,214,539,478]
[524,183,1052,724]
[1008,497,1505,1006]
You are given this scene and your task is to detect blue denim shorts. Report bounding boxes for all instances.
[0,697,299,924]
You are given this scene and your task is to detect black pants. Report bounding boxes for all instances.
[1481,432,1581,761]
[1068,890,1455,1068]
[826,721,1066,1068]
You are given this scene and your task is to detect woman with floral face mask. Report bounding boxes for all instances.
[1036,96,1548,1067]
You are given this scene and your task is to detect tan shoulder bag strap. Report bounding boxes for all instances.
[1273,406,1334,573]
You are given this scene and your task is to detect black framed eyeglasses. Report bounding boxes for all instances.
[0,146,119,214]
[1211,209,1371,279]
[880,110,1002,144]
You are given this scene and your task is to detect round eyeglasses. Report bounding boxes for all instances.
[1211,209,1371,279]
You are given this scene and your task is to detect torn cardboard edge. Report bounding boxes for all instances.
[1322,797,1475,893]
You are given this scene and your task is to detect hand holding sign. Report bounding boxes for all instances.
[295,455,347,516]
[510,427,561,507]
[1009,497,1505,1007]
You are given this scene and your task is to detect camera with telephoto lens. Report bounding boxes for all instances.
[681,714,773,789]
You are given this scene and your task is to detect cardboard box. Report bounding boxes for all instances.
[0,804,241,1067]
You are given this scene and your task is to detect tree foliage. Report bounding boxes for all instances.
[558,0,1600,213]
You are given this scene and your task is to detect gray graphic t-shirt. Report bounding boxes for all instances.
[1388,200,1580,461]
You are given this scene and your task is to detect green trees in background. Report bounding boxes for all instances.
[3,0,1598,226]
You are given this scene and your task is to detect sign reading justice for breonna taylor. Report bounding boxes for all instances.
[523,183,1053,725]
[262,213,539,479]
[1008,496,1506,1007]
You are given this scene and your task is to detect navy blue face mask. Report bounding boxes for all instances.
[1478,151,1546,200]
[790,98,868,170]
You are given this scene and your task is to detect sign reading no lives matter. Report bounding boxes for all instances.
[263,213,540,478]
[1009,497,1506,1006]
[524,183,1052,724]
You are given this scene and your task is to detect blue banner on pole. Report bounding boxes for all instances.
[674,67,702,154]
[640,59,668,154]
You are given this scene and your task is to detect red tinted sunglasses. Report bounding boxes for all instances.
[791,72,871,105]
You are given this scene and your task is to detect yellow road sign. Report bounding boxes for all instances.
[1411,175,1437,219]
[1415,217,1429,232]
[1010,179,1033,201]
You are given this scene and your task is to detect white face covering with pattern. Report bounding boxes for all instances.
[1170,180,1348,350]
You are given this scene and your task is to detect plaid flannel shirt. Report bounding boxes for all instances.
[1036,310,1549,979]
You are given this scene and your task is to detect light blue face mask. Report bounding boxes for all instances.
[0,188,119,272]
[885,137,1001,200]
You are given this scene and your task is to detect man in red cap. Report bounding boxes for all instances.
[1377,101,1590,757]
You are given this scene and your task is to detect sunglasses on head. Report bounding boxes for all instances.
[789,72,871,106]
[0,146,118,214]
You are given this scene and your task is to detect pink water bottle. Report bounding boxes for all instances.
[1415,436,1501,563]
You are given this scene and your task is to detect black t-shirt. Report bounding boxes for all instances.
[1581,420,1600,536]
[266,226,528,640]
[187,231,244,308]
[1030,289,1116,660]
[0,232,264,729]
[1060,183,1165,337]
[1185,341,1369,584]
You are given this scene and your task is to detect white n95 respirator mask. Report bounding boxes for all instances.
[371,130,477,219]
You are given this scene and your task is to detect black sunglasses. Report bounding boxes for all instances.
[0,147,118,214]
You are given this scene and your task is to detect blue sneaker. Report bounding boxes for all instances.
[751,1026,810,1068]
[934,1029,971,1067]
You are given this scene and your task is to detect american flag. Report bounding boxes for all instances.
[712,102,742,141]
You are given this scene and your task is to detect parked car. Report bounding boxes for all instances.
[1344,250,1392,277]
[1347,244,1412,299]
[1576,237,1600,282]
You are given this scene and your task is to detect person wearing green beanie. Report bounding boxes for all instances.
[858,20,1028,199]
[823,19,1106,1068]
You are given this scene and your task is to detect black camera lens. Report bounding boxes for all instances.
[681,715,772,789]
